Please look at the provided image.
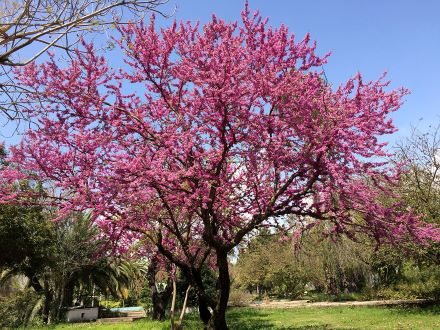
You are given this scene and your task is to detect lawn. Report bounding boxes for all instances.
[37,304,440,330]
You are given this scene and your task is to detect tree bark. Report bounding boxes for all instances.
[62,280,75,307]
[170,282,191,330]
[189,269,212,327]
[170,280,177,329]
[207,250,230,330]
[198,295,212,328]
[147,257,173,321]
[152,294,168,321]
[24,270,43,294]
[56,284,65,322]
[42,279,53,324]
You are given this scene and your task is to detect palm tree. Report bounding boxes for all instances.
[0,209,147,324]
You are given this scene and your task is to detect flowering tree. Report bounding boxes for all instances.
[2,4,439,329]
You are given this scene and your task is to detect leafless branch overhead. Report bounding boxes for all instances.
[0,0,171,122]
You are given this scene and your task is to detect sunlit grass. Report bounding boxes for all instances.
[35,304,440,330]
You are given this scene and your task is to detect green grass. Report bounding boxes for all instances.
[34,304,440,330]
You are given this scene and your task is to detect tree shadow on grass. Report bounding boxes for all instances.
[226,308,335,330]
[380,302,440,316]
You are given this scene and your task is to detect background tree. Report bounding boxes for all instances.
[367,124,440,299]
[0,201,53,295]
[44,213,147,322]
[233,226,372,300]
[0,287,43,328]
[396,124,440,228]
[3,4,440,329]
[295,225,372,297]
[233,230,306,298]
[0,203,144,325]
[0,0,168,121]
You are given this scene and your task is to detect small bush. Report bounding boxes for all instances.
[302,291,366,302]
[374,263,440,301]
[0,289,43,328]
[228,289,256,307]
[99,299,122,308]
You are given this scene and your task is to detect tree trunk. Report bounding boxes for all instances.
[56,284,65,322]
[189,269,212,328]
[152,296,167,321]
[24,270,43,294]
[207,250,230,330]
[42,279,52,324]
[147,257,173,321]
[198,295,212,328]
[170,281,191,330]
[170,280,177,329]
[62,280,75,307]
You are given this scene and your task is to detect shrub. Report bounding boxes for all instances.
[372,262,440,300]
[0,289,43,328]
[228,289,256,307]
[99,299,122,308]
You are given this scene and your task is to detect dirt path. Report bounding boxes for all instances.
[248,299,430,309]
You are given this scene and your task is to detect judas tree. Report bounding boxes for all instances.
[3,4,440,329]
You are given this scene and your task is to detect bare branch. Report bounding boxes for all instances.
[0,0,171,123]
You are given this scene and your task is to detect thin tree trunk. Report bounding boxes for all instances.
[170,281,191,330]
[42,279,52,324]
[170,280,177,329]
[179,285,191,324]
[91,284,95,307]
[56,283,65,322]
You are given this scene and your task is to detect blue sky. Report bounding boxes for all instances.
[2,0,439,147]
